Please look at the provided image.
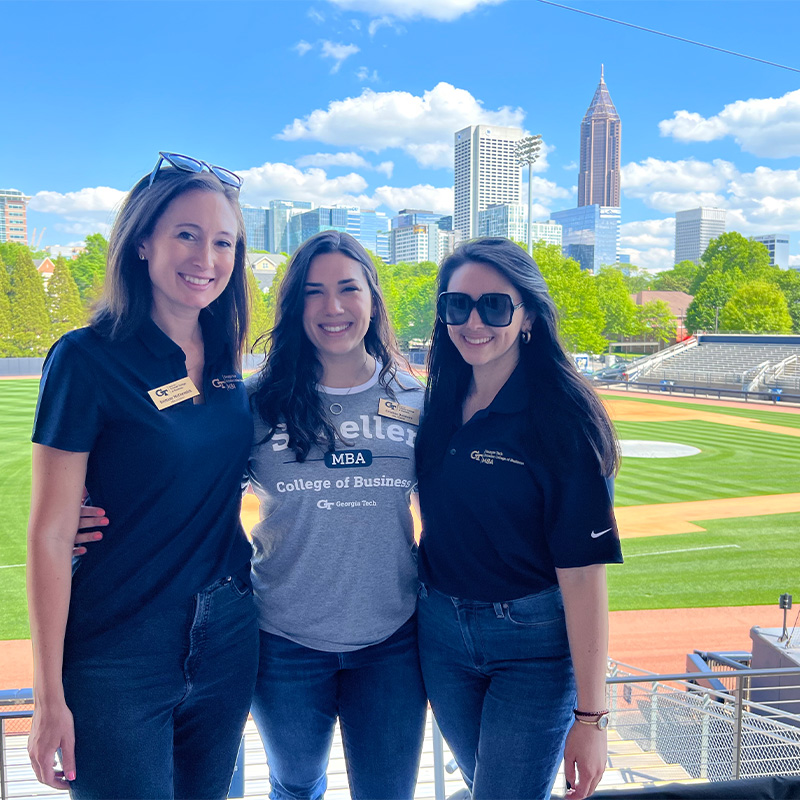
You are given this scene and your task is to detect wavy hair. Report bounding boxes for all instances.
[251,230,410,461]
[416,237,619,477]
[92,168,249,361]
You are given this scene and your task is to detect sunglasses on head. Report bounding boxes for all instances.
[147,152,242,190]
[437,292,524,328]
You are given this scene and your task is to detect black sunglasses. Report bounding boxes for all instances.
[147,152,242,190]
[437,292,524,328]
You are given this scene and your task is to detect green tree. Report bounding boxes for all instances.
[47,256,86,338]
[685,271,740,333]
[594,267,638,340]
[389,262,438,347]
[774,269,800,333]
[692,232,773,294]
[719,281,792,334]
[70,233,109,300]
[652,260,699,293]
[247,268,272,351]
[8,246,51,354]
[262,260,288,339]
[635,299,677,344]
[0,255,15,356]
[534,244,607,353]
[615,264,653,293]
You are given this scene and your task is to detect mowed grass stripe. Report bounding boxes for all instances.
[600,392,800,430]
[614,419,799,507]
[607,512,800,611]
[0,380,39,639]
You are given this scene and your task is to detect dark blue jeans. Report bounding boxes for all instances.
[417,584,576,800]
[63,575,259,800]
[250,614,427,800]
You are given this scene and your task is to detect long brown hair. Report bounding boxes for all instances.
[251,230,412,461]
[92,168,249,361]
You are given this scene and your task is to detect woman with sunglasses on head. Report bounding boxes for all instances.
[415,238,622,800]
[244,230,427,800]
[27,154,259,799]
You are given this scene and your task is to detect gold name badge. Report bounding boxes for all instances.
[378,398,421,426]
[148,377,200,410]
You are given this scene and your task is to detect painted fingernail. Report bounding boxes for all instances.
[94,533,103,540]
[66,771,76,781]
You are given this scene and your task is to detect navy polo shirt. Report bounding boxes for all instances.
[32,312,253,653]
[417,363,623,602]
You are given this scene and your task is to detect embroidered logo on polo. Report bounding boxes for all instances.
[469,449,524,466]
[590,527,612,539]
[211,374,242,390]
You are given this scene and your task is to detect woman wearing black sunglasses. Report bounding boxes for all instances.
[415,237,623,800]
[26,155,259,799]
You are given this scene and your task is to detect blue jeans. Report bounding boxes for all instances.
[63,575,259,800]
[417,584,576,800]
[250,614,427,800]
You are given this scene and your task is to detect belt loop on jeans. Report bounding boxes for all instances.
[492,602,504,619]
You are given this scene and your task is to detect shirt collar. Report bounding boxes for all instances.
[135,309,227,363]
[481,360,530,416]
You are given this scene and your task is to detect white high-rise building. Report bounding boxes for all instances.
[389,224,460,265]
[674,207,726,264]
[477,204,562,247]
[752,234,790,270]
[454,125,524,241]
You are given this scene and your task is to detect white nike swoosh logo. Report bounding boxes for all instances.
[591,527,612,538]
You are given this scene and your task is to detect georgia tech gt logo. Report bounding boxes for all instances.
[155,388,169,397]
[317,499,334,510]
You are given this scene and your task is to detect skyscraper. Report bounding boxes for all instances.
[0,189,30,244]
[578,67,621,208]
[752,234,790,270]
[551,205,620,273]
[674,207,726,264]
[453,125,523,241]
[241,205,269,251]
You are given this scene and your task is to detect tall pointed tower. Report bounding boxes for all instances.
[578,66,621,208]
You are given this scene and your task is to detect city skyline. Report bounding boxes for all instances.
[3,1,800,272]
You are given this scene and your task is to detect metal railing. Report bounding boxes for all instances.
[4,662,800,799]
[606,661,800,784]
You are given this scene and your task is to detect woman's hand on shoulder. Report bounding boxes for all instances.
[563,718,607,799]
[28,699,76,790]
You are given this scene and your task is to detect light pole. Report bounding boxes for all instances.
[515,134,543,254]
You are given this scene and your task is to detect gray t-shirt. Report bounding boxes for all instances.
[245,364,423,651]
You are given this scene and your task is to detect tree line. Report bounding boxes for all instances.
[2,231,798,359]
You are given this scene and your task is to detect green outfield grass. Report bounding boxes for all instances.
[607,512,800,611]
[0,380,38,640]
[613,419,800,506]
[1,381,798,639]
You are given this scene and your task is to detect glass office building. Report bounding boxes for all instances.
[550,205,620,272]
[241,205,269,251]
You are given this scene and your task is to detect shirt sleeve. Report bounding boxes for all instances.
[32,336,105,452]
[543,432,623,569]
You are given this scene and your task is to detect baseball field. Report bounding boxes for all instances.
[1,378,798,679]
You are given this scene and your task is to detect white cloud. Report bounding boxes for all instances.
[320,41,360,73]
[30,186,126,214]
[308,7,326,23]
[294,152,394,177]
[620,218,675,251]
[370,184,453,215]
[368,16,403,36]
[295,152,372,170]
[294,40,313,56]
[277,82,526,168]
[356,66,379,82]
[350,19,361,30]
[237,161,451,216]
[523,177,570,203]
[789,255,800,268]
[659,88,800,158]
[328,0,506,22]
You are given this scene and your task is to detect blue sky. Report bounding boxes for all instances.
[4,0,800,271]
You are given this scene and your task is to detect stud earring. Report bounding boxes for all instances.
[139,253,146,261]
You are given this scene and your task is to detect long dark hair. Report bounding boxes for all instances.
[251,230,410,461]
[417,237,618,477]
[92,168,249,362]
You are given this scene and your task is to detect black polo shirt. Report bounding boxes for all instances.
[417,363,622,602]
[32,313,253,653]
